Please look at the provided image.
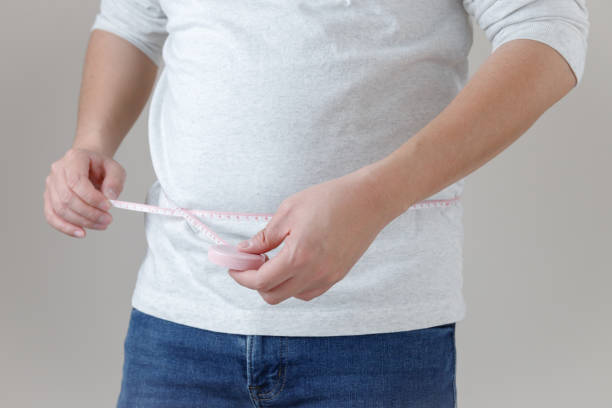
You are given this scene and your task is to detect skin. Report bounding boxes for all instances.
[44,30,158,237]
[44,31,576,305]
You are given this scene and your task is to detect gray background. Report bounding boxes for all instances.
[1,1,610,407]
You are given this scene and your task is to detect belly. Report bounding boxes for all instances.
[149,0,471,211]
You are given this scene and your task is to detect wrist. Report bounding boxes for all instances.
[353,158,414,228]
[72,132,118,158]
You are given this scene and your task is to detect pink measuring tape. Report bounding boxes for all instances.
[108,194,461,271]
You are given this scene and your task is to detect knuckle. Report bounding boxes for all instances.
[257,228,267,244]
[296,289,318,301]
[65,148,78,159]
[88,208,104,222]
[46,213,60,229]
[296,293,314,301]
[324,272,339,287]
[89,221,107,230]
[255,228,270,247]
[66,172,81,190]
[313,263,332,283]
[278,199,293,214]
[56,205,69,218]
[260,292,280,305]
[80,217,96,228]
[58,188,72,206]
[288,246,310,268]
[252,277,267,291]
[80,189,95,204]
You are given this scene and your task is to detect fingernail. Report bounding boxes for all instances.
[74,230,84,238]
[101,200,112,211]
[237,240,251,249]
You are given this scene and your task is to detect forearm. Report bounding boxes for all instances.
[362,39,577,225]
[73,29,158,157]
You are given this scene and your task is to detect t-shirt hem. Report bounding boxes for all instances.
[130,284,466,337]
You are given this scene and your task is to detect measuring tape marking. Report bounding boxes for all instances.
[109,194,461,245]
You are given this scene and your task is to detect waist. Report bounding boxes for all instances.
[150,179,462,218]
[110,180,463,246]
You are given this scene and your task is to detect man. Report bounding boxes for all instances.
[43,0,588,406]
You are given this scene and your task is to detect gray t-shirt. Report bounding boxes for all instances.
[91,0,588,336]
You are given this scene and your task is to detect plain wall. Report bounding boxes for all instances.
[1,1,610,406]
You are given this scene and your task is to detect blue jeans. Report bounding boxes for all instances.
[117,307,457,407]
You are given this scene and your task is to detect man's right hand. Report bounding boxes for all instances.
[43,147,126,238]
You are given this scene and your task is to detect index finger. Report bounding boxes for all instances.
[63,156,111,212]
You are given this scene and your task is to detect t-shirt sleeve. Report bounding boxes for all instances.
[90,0,168,67]
[462,0,590,85]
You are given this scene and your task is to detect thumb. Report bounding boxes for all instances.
[100,158,126,200]
[237,222,288,254]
